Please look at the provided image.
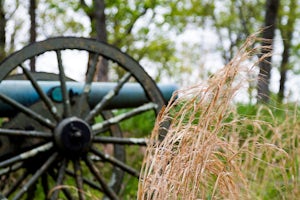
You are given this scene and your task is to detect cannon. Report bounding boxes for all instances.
[0,37,177,199]
[0,80,176,115]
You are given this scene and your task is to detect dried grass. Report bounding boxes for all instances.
[137,34,299,199]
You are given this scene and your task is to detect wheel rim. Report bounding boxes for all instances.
[0,37,165,199]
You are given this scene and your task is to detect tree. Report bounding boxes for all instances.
[0,0,6,61]
[0,0,20,61]
[80,0,108,81]
[257,0,280,103]
[94,0,108,81]
[211,0,263,63]
[75,0,180,81]
[278,0,297,102]
[29,0,37,71]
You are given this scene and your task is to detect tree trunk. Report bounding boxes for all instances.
[94,0,108,81]
[256,0,279,103]
[0,0,6,61]
[278,43,289,102]
[29,0,37,72]
[278,0,296,103]
[82,0,108,81]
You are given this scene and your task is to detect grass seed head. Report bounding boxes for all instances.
[138,33,296,199]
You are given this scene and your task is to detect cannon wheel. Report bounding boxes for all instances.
[0,37,165,199]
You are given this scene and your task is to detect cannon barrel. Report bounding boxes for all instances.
[0,80,177,116]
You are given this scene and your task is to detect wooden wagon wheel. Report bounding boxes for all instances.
[0,37,166,200]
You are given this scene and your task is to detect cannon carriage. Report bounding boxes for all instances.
[0,37,176,199]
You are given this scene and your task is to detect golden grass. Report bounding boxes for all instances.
[137,34,299,199]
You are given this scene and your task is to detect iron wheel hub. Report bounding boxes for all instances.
[54,117,92,157]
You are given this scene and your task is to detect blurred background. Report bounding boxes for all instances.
[0,0,298,103]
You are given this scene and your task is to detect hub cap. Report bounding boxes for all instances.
[54,117,92,157]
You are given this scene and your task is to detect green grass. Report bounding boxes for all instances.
[3,102,300,199]
[231,103,300,199]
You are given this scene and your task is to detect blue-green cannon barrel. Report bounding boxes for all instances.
[0,80,177,116]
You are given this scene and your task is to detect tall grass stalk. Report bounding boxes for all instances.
[137,34,299,199]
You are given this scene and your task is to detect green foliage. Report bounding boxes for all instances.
[118,109,156,137]
[38,0,87,36]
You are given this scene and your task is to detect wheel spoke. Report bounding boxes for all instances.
[84,157,119,200]
[61,189,74,200]
[0,162,23,176]
[56,50,72,118]
[86,54,100,84]
[49,168,74,200]
[65,169,103,191]
[20,64,61,121]
[0,142,53,168]
[12,152,58,200]
[27,182,38,200]
[49,158,67,200]
[73,159,85,200]
[4,170,29,197]
[76,53,99,116]
[0,128,52,138]
[41,174,49,197]
[93,136,148,145]
[85,72,132,122]
[92,102,158,134]
[0,93,56,129]
[91,146,140,178]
